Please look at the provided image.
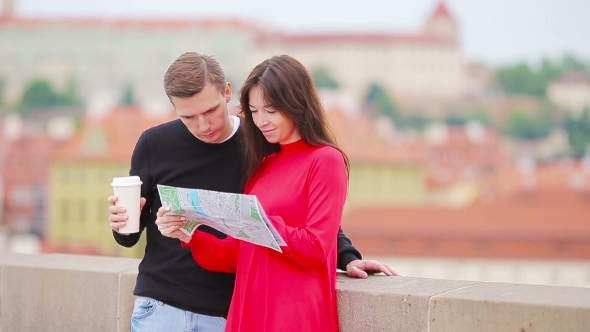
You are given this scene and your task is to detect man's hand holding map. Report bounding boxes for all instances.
[157,185,287,252]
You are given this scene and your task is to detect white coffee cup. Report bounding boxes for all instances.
[111,176,143,234]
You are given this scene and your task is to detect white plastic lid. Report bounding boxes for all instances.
[111,176,143,186]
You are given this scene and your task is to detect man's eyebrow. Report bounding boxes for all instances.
[207,102,220,111]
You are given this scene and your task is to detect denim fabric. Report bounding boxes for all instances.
[131,296,226,332]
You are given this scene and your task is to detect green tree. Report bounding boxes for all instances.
[497,55,590,97]
[497,63,545,96]
[443,113,469,126]
[0,77,5,107]
[564,108,590,157]
[468,107,491,126]
[20,78,62,110]
[397,114,430,131]
[505,108,552,140]
[121,83,136,105]
[364,83,398,120]
[538,59,561,81]
[60,77,82,107]
[561,54,588,74]
[311,67,339,89]
[442,109,490,128]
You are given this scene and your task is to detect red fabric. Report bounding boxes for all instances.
[186,140,347,332]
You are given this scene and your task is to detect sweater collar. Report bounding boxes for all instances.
[279,139,312,155]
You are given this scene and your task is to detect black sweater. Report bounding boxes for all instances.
[113,119,362,317]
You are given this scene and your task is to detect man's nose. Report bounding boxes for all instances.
[198,116,210,131]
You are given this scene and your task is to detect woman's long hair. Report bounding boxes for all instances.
[239,55,349,185]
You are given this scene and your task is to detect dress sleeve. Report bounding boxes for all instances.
[268,148,348,269]
[113,131,150,247]
[181,228,240,273]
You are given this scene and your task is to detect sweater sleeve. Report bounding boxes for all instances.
[268,148,348,269]
[337,227,363,271]
[181,228,240,273]
[113,131,151,247]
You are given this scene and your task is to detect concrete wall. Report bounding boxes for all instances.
[368,256,590,288]
[1,253,589,332]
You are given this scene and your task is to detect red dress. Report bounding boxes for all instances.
[184,140,347,332]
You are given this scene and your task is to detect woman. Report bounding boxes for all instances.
[157,55,348,332]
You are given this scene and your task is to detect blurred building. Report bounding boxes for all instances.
[342,161,590,260]
[504,128,571,161]
[252,1,465,114]
[467,95,543,126]
[0,113,69,239]
[326,108,427,208]
[46,105,176,258]
[324,100,511,209]
[547,73,590,115]
[1,0,13,18]
[0,1,467,116]
[423,121,508,207]
[463,62,499,101]
[0,8,262,106]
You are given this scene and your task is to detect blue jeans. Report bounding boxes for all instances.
[131,296,227,332]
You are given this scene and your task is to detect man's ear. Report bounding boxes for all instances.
[225,82,232,103]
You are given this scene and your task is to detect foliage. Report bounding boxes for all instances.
[0,77,5,107]
[121,83,136,105]
[469,107,491,126]
[311,67,340,89]
[20,79,63,110]
[396,114,430,131]
[561,54,589,74]
[61,77,82,107]
[19,77,82,112]
[364,83,398,120]
[443,113,469,126]
[443,108,491,127]
[564,107,590,157]
[497,63,547,96]
[496,54,589,97]
[505,107,553,140]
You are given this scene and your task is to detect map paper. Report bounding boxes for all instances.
[157,185,286,252]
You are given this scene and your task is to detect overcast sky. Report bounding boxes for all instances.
[14,0,590,66]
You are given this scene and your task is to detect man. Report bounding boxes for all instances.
[108,52,397,332]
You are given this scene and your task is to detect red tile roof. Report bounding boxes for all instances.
[342,162,590,259]
[0,16,262,31]
[429,1,455,21]
[550,73,590,86]
[326,108,426,165]
[256,32,453,46]
[54,106,177,163]
[425,125,508,188]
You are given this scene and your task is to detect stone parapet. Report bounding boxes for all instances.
[1,253,588,331]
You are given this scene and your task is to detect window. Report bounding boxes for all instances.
[10,186,33,206]
[61,199,69,223]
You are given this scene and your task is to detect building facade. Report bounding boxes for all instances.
[547,73,590,115]
[47,106,176,258]
[251,2,465,109]
[1,1,466,113]
[0,15,261,107]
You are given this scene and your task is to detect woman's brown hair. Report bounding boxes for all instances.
[239,55,349,183]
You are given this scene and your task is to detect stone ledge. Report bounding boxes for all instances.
[1,253,589,332]
[0,253,139,332]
